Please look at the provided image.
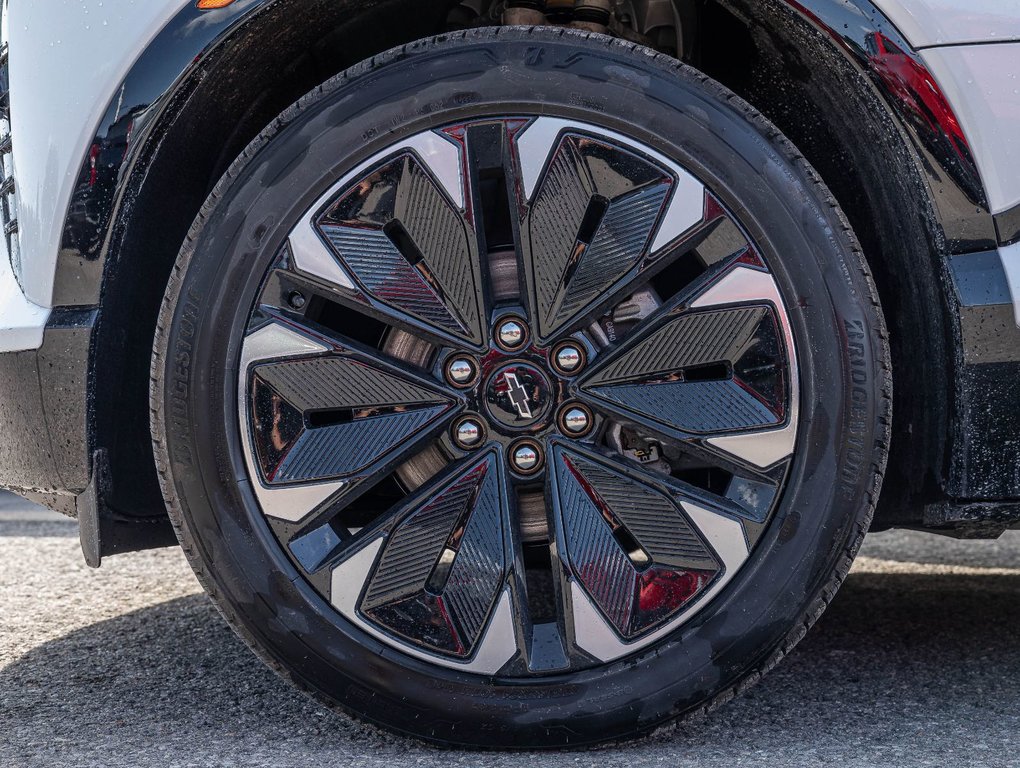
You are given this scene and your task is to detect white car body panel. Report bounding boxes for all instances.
[5,0,191,312]
[920,44,1020,216]
[872,0,1020,48]
[1,0,1020,353]
[920,43,1020,323]
[1001,242,1020,327]
[0,252,46,351]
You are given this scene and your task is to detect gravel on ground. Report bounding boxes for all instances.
[2,494,1018,768]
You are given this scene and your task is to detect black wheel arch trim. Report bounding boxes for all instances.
[765,0,995,250]
[994,202,1020,248]
[55,0,278,307]
[56,0,998,311]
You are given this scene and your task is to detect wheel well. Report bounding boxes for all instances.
[94,0,951,528]
[695,0,953,526]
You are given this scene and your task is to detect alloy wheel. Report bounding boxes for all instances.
[238,116,798,674]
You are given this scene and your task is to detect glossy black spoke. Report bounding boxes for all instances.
[547,442,749,656]
[580,307,783,433]
[286,132,489,350]
[328,449,518,667]
[258,304,444,384]
[239,317,463,528]
[252,362,450,484]
[462,120,527,310]
[576,257,793,458]
[603,405,784,480]
[513,118,708,343]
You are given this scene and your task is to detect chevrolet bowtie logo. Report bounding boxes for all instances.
[503,372,532,419]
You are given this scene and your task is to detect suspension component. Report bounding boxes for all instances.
[459,0,682,55]
[571,0,611,32]
[504,0,611,35]
[503,0,547,25]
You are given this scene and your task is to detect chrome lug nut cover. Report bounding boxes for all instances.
[553,344,584,374]
[513,445,538,471]
[453,418,484,449]
[446,357,477,387]
[495,318,527,350]
[560,404,593,436]
[510,441,543,474]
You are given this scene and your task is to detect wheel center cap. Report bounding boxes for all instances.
[484,363,553,429]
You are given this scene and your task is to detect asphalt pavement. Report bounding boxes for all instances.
[2,491,1020,767]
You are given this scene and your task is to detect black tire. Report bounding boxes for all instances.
[151,27,890,748]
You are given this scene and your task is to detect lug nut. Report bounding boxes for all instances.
[453,417,484,449]
[510,440,544,475]
[559,403,593,437]
[495,317,528,351]
[552,343,585,375]
[513,445,538,472]
[445,356,477,388]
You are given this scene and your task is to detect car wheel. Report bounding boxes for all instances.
[151,27,891,748]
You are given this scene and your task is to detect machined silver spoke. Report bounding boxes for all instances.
[547,441,750,661]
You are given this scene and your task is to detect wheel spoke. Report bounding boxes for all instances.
[287,130,489,349]
[513,117,706,342]
[577,258,798,468]
[239,318,461,523]
[547,441,750,661]
[329,449,518,671]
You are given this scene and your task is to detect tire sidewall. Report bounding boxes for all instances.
[156,29,885,747]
